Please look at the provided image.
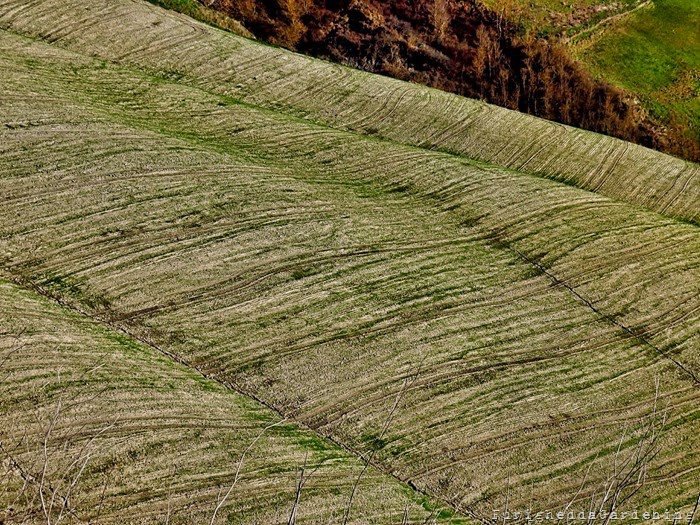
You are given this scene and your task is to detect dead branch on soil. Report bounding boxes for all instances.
[343,359,424,525]
[550,378,673,525]
[209,418,287,524]
[0,348,118,524]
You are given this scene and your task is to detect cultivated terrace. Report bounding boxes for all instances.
[0,0,698,523]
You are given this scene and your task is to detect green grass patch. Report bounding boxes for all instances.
[576,0,700,131]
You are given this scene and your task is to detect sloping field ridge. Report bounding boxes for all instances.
[1,1,699,523]
[0,278,459,524]
[0,0,698,225]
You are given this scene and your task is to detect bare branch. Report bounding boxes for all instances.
[287,452,308,525]
[92,466,111,525]
[165,465,177,525]
[40,400,62,525]
[342,366,420,525]
[209,418,287,525]
[561,452,600,523]
[401,504,410,525]
[688,492,700,525]
[503,471,511,525]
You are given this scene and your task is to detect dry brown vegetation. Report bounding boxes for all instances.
[204,0,699,162]
[0,0,699,522]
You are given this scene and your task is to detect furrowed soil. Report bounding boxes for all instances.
[0,0,699,522]
[0,277,456,523]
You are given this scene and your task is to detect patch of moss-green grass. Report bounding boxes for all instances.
[576,0,700,133]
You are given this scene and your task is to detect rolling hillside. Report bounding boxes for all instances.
[2,0,699,224]
[1,0,699,522]
[189,0,699,161]
[0,280,452,523]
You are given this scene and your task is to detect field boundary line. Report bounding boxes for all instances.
[502,243,700,386]
[0,272,485,525]
[564,0,653,44]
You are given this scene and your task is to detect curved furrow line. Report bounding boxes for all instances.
[113,250,388,322]
[2,15,699,519]
[549,242,699,304]
[2,0,696,225]
[514,133,562,173]
[659,165,700,222]
[524,228,693,281]
[579,137,621,191]
[274,67,358,112]
[390,380,700,463]
[442,378,700,443]
[505,224,660,270]
[419,114,478,150]
[593,140,630,193]
[306,334,641,433]
[201,273,568,369]
[0,283,454,524]
[217,294,628,398]
[643,300,700,336]
[511,246,700,385]
[409,401,700,488]
[645,463,700,485]
[560,256,699,310]
[349,86,412,132]
[36,210,337,281]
